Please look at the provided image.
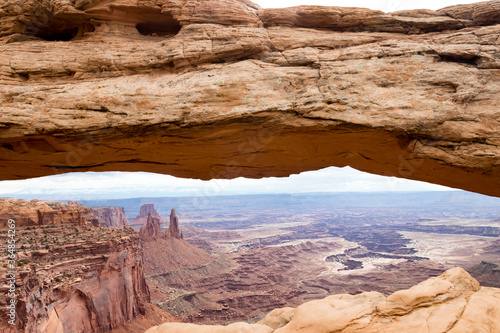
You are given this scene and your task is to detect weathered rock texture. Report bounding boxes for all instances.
[131,204,168,227]
[0,198,96,227]
[138,207,214,323]
[138,208,183,241]
[139,213,164,242]
[91,206,128,228]
[146,267,500,333]
[0,199,163,333]
[0,0,499,196]
[166,208,183,239]
[139,209,205,280]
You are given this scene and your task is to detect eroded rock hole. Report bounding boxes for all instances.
[438,55,479,66]
[35,23,95,41]
[136,20,182,37]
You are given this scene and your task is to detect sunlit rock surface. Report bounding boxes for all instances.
[0,198,96,227]
[146,268,500,333]
[0,0,499,196]
[1,1,500,331]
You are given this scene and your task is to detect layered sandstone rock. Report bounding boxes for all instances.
[146,267,500,333]
[0,198,174,333]
[0,0,499,197]
[165,208,183,239]
[91,206,128,228]
[137,207,214,321]
[139,213,163,242]
[139,208,183,241]
[0,198,95,227]
[0,226,150,332]
[139,208,210,273]
[131,204,168,227]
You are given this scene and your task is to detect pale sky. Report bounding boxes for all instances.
[253,0,479,12]
[0,0,472,200]
[0,167,454,200]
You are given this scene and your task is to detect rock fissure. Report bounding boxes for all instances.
[445,294,472,332]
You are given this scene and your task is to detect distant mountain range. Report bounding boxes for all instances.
[80,191,500,221]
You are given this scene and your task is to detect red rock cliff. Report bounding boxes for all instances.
[139,214,163,242]
[139,209,184,242]
[165,208,183,239]
[0,199,160,333]
[0,230,150,332]
[130,204,168,227]
[91,206,128,229]
[0,199,94,228]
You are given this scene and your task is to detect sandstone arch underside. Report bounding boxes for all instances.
[0,0,499,196]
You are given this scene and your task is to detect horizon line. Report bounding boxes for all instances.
[1,189,469,202]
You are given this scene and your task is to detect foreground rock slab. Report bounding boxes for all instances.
[0,0,499,196]
[145,267,500,333]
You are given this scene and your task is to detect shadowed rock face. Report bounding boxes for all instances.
[91,206,128,228]
[166,208,183,239]
[0,0,499,196]
[139,209,184,242]
[0,199,151,333]
[140,214,163,242]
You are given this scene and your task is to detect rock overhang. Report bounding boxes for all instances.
[0,0,499,196]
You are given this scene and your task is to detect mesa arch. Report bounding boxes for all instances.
[0,0,499,197]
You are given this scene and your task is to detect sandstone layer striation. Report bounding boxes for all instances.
[91,206,128,228]
[139,208,214,323]
[139,208,183,241]
[166,208,183,239]
[139,213,164,242]
[0,1,499,196]
[0,198,171,333]
[0,198,96,228]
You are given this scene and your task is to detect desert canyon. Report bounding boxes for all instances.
[1,0,500,332]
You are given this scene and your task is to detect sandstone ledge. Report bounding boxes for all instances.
[145,267,500,333]
[0,1,499,197]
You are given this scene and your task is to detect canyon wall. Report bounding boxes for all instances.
[0,0,499,197]
[0,199,128,229]
[0,198,95,228]
[0,199,163,332]
[91,206,128,228]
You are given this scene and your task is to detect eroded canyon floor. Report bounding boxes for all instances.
[84,191,500,325]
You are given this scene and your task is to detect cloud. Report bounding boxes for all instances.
[0,167,454,200]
